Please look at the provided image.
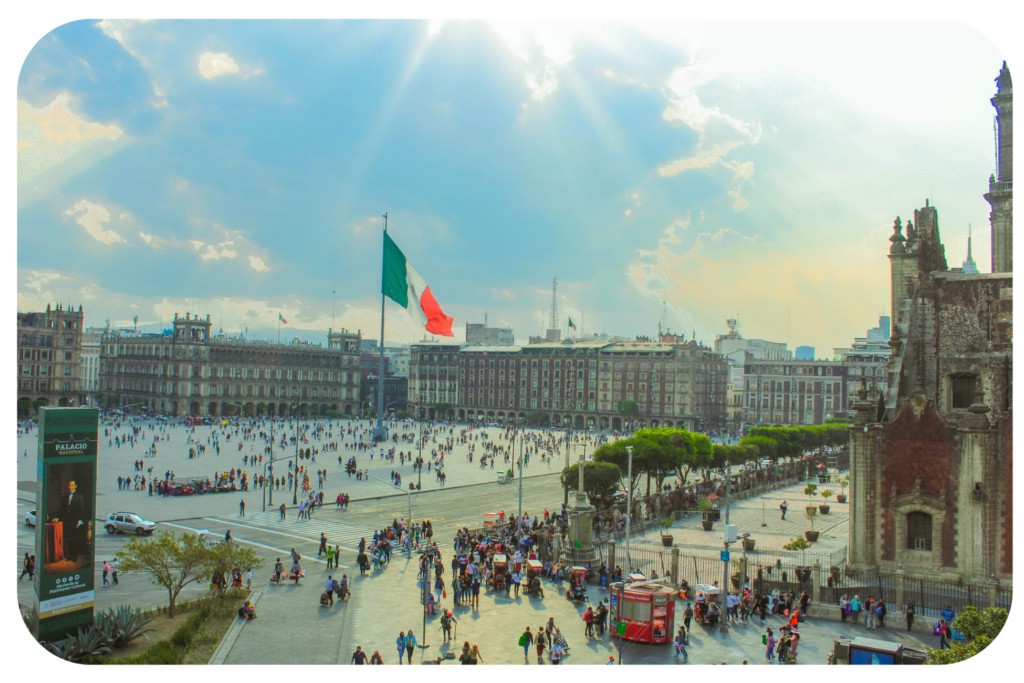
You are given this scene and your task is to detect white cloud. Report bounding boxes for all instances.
[657,140,743,177]
[189,240,205,250]
[489,288,516,300]
[79,284,99,300]
[64,200,125,244]
[18,94,124,183]
[249,255,269,272]
[95,19,152,66]
[199,52,240,79]
[349,216,380,238]
[624,209,632,217]
[200,241,237,260]
[728,187,749,212]
[25,270,63,292]
[138,231,168,248]
[662,60,762,144]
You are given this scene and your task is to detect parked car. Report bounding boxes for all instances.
[104,512,157,535]
[24,510,36,526]
[760,459,775,469]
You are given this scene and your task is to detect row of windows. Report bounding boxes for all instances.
[19,380,71,392]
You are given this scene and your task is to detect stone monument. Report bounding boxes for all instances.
[560,453,599,569]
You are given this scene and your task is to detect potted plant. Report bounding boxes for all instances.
[829,565,841,584]
[804,507,819,542]
[742,536,756,552]
[804,483,818,516]
[783,536,812,565]
[819,489,833,514]
[836,476,849,504]
[698,498,715,531]
[660,512,675,546]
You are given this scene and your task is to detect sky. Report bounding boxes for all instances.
[15,17,1008,355]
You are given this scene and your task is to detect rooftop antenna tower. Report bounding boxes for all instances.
[549,277,558,331]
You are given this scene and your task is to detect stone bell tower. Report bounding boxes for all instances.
[986,61,1013,273]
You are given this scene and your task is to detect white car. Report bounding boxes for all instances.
[24,510,36,526]
[104,512,157,535]
[760,459,775,469]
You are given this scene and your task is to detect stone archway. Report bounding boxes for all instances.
[256,403,267,416]
[32,397,49,415]
[189,401,200,415]
[574,415,584,427]
[208,402,219,416]
[267,403,276,417]
[319,404,328,416]
[344,404,353,415]
[599,417,609,429]
[458,409,465,420]
[58,397,71,407]
[17,397,32,416]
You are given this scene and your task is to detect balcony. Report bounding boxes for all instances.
[988,178,1013,194]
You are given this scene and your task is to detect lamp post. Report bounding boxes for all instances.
[291,403,301,505]
[720,463,733,634]
[517,431,524,527]
[619,444,634,667]
[563,425,571,508]
[225,400,267,510]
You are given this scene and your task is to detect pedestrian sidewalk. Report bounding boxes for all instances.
[219,547,935,665]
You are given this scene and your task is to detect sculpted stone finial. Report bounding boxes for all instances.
[889,217,906,254]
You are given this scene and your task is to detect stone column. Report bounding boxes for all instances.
[811,560,822,616]
[671,547,680,588]
[607,541,616,578]
[988,576,999,609]
[896,568,905,612]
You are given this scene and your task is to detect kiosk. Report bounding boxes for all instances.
[610,581,675,644]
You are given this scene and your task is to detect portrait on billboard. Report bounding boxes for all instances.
[43,461,94,574]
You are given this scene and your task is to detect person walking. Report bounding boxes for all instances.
[318,533,328,557]
[102,560,110,586]
[325,576,336,606]
[906,603,916,631]
[583,606,595,638]
[369,650,383,664]
[19,553,32,581]
[683,602,693,632]
[405,629,417,664]
[469,643,483,664]
[395,631,407,665]
[110,558,119,585]
[239,499,245,516]
[519,626,534,660]
[326,545,335,570]
[674,625,689,661]
[279,502,286,520]
[939,620,952,650]
[764,628,776,662]
[511,569,521,598]
[780,500,788,520]
[865,597,877,630]
[350,646,368,664]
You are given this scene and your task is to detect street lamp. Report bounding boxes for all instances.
[720,462,734,634]
[618,444,634,667]
[291,402,303,505]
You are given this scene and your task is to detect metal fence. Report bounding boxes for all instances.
[817,568,1011,620]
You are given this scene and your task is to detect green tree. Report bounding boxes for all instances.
[632,428,689,490]
[593,439,645,495]
[560,461,623,505]
[740,435,777,460]
[925,606,1008,664]
[616,399,638,416]
[525,410,549,426]
[115,531,216,618]
[207,541,264,579]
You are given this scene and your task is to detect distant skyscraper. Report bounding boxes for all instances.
[962,226,980,274]
[794,345,815,360]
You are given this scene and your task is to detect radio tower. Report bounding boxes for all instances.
[549,277,558,331]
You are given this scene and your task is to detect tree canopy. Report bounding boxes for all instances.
[616,400,639,416]
[925,606,1008,664]
[525,410,549,426]
[560,461,623,505]
[115,530,263,618]
[593,427,712,493]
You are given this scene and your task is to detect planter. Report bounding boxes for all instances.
[804,530,820,542]
[795,567,812,583]
[730,575,741,590]
[742,538,756,552]
[702,510,721,522]
[836,494,848,504]
[818,476,828,483]
[701,520,715,531]
[819,505,830,515]
[660,534,674,547]
[805,506,817,516]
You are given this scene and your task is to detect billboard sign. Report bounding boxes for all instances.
[33,407,99,643]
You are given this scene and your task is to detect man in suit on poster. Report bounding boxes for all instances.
[52,480,89,562]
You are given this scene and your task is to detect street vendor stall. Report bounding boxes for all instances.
[610,581,675,644]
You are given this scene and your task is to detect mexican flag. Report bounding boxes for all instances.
[381,231,454,337]
[569,317,577,331]
[279,313,287,324]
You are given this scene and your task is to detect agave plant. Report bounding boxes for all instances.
[68,624,113,659]
[44,637,82,661]
[106,605,155,647]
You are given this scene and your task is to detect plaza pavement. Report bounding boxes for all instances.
[220,542,936,666]
[632,477,850,561]
[15,417,622,522]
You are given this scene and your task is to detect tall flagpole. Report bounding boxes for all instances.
[374,213,388,441]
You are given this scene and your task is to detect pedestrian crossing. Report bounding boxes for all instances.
[208,510,446,552]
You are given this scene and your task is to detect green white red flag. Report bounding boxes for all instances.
[381,231,454,337]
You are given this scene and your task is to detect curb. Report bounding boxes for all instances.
[208,589,262,665]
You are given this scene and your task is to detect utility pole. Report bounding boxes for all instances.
[720,463,733,634]
[619,444,633,666]
[517,432,524,525]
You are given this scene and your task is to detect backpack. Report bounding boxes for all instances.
[320,592,330,605]
[518,634,527,646]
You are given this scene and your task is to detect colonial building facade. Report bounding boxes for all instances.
[99,312,362,417]
[848,64,1013,582]
[406,341,462,419]
[16,304,85,415]
[410,339,728,430]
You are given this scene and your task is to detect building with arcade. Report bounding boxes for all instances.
[98,312,362,417]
